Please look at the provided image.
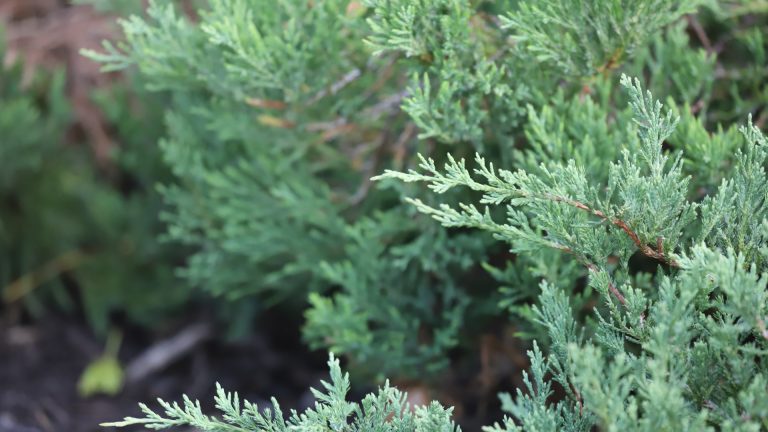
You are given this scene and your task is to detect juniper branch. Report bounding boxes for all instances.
[376,154,680,267]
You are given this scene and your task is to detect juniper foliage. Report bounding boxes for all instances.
[104,353,460,432]
[378,77,768,430]
[500,0,702,78]
[87,0,506,378]
[88,0,768,429]
[84,0,714,380]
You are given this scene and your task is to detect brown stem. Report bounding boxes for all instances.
[557,243,652,332]
[306,67,363,106]
[584,262,626,306]
[569,381,584,416]
[245,97,287,110]
[686,15,714,54]
[554,244,627,306]
[758,317,768,341]
[690,98,705,114]
[596,47,624,76]
[546,194,679,267]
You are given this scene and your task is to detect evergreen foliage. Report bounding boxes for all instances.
[0,41,68,186]
[378,77,768,430]
[104,354,459,431]
[87,0,511,378]
[0,38,186,332]
[85,0,714,379]
[87,0,768,429]
[501,0,702,79]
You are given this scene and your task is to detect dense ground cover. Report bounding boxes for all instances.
[1,1,767,430]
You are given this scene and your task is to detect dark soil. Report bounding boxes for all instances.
[0,311,329,432]
[0,306,527,431]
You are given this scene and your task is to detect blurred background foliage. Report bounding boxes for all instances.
[0,20,189,335]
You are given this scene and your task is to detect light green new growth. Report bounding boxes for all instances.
[103,354,459,432]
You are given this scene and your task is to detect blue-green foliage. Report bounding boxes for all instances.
[380,77,768,430]
[87,0,504,378]
[90,0,768,430]
[501,0,702,78]
[104,354,460,431]
[86,0,709,379]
